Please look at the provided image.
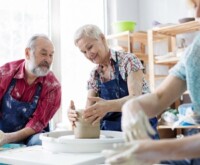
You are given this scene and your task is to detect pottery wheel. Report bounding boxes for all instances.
[40,130,124,153]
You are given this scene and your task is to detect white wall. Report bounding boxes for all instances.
[138,0,191,30]
[107,0,193,31]
[59,0,104,129]
[106,0,139,34]
[137,0,195,88]
[106,0,196,90]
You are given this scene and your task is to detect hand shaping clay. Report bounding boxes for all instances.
[74,109,100,139]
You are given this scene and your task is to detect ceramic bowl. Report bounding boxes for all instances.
[179,17,195,23]
[112,21,136,33]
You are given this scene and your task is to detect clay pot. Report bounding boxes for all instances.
[74,109,100,139]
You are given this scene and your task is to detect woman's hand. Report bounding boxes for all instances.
[83,97,109,125]
[67,100,78,129]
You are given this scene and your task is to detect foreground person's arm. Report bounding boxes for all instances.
[104,133,200,165]
[123,75,187,118]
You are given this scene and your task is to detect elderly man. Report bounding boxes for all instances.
[0,34,61,146]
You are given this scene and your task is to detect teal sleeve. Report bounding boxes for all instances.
[170,35,200,113]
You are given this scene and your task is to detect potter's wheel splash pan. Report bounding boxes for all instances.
[40,130,124,153]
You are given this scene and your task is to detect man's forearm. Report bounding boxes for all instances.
[4,127,35,144]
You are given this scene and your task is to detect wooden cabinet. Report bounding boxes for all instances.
[148,20,200,91]
[106,31,133,53]
[106,31,148,53]
[157,124,200,139]
[106,31,149,75]
[106,21,200,91]
[106,24,200,139]
[106,30,171,81]
[147,21,200,138]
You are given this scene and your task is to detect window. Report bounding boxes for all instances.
[0,0,49,66]
[59,0,104,127]
[0,0,105,130]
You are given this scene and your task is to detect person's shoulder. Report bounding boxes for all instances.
[0,59,24,76]
[191,34,200,46]
[183,34,200,59]
[114,50,137,58]
[114,50,140,63]
[0,59,24,69]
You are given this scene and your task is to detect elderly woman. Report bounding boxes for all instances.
[67,24,158,136]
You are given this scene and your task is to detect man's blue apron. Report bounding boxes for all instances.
[98,52,158,137]
[0,79,41,133]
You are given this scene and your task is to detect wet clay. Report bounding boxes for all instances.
[74,109,100,139]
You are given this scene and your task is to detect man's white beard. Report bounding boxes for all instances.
[33,66,49,77]
[27,54,50,77]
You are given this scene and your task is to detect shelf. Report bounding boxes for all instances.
[106,31,147,39]
[147,21,200,139]
[148,20,200,91]
[107,31,165,45]
[134,52,148,62]
[155,56,179,64]
[106,31,132,41]
[152,20,200,36]
[106,31,155,45]
[158,124,200,129]
[106,31,149,63]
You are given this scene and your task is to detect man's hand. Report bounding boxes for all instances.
[0,130,6,146]
[67,100,77,129]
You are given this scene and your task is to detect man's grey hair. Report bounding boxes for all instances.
[26,34,51,50]
[74,24,103,45]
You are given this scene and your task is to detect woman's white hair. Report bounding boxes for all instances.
[74,24,103,45]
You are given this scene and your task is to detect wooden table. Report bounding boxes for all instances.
[0,145,104,165]
[157,123,200,138]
